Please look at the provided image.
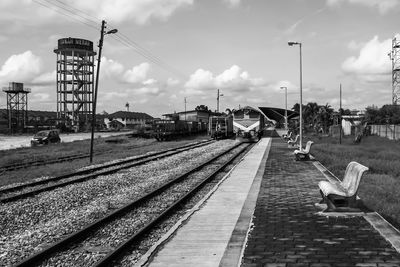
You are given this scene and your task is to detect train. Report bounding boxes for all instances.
[232,106,265,142]
[208,106,265,142]
[208,115,234,140]
[132,105,265,142]
[152,119,207,141]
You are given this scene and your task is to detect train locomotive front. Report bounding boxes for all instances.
[232,106,265,142]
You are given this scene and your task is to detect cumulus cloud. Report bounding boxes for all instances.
[123,62,151,84]
[167,77,180,87]
[222,0,242,8]
[71,0,193,24]
[0,50,43,84]
[32,71,56,85]
[342,36,392,82]
[0,1,194,25]
[184,65,265,95]
[184,69,215,93]
[326,0,400,14]
[101,57,124,79]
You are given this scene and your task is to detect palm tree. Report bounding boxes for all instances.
[303,102,319,130]
[317,103,333,133]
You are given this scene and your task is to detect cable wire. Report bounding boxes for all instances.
[33,0,187,79]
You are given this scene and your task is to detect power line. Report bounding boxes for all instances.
[32,0,187,79]
[41,0,99,28]
[32,0,99,31]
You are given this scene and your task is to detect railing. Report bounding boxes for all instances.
[370,124,400,140]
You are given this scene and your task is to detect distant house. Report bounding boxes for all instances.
[104,111,153,130]
[162,110,210,123]
[0,109,59,133]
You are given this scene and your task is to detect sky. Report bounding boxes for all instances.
[0,0,399,118]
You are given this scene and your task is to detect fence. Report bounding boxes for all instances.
[370,124,400,140]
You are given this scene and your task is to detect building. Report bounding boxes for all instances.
[162,110,210,123]
[104,111,153,130]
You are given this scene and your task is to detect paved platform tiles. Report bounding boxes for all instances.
[144,138,272,267]
[242,139,400,267]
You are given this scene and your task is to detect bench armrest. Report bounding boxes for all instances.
[319,180,350,197]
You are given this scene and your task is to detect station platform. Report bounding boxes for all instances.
[138,138,400,267]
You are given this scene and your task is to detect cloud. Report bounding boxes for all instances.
[341,36,392,82]
[0,50,43,84]
[167,77,180,87]
[101,57,124,79]
[326,0,400,14]
[72,0,194,24]
[347,40,364,50]
[0,1,194,27]
[184,65,265,95]
[32,71,56,86]
[222,0,241,8]
[123,62,151,84]
[284,7,326,35]
[184,69,215,94]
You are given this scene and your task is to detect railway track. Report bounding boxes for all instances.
[0,140,213,203]
[13,142,252,267]
[0,153,90,173]
[0,142,156,173]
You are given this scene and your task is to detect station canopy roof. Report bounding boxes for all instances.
[258,107,299,122]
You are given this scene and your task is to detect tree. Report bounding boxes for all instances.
[317,103,334,133]
[195,105,209,112]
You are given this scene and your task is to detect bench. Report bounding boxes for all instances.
[283,131,292,141]
[293,141,313,160]
[288,134,299,148]
[318,161,369,211]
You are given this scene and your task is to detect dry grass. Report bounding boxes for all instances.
[309,134,400,229]
[0,134,208,187]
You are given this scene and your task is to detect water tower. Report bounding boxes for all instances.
[391,37,400,105]
[2,82,30,133]
[54,37,96,131]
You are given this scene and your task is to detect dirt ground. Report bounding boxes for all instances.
[0,131,128,151]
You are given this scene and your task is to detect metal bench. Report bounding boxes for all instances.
[288,134,299,148]
[318,161,369,211]
[283,131,292,141]
[293,140,313,161]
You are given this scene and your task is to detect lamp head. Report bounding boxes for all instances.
[288,41,300,46]
[106,29,118,34]
[280,86,287,90]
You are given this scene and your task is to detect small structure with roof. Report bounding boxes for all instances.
[104,111,153,130]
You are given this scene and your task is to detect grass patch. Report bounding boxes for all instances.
[0,134,208,187]
[308,134,400,229]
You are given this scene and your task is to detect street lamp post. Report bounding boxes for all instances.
[217,89,223,113]
[280,86,288,130]
[90,20,118,163]
[288,41,303,150]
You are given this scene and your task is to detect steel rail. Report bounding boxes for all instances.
[0,153,89,172]
[94,143,251,267]
[0,140,213,203]
[13,142,249,267]
[0,142,157,173]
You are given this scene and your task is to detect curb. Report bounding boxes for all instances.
[312,159,400,254]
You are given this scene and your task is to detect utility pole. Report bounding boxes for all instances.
[217,89,223,113]
[339,83,342,144]
[90,20,117,163]
[184,97,187,121]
